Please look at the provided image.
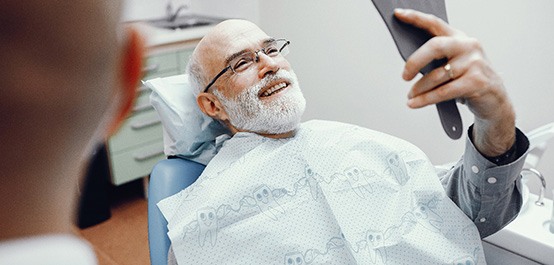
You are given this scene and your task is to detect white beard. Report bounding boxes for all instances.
[213,69,306,134]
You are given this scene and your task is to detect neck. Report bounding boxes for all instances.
[226,121,299,139]
[0,171,80,241]
[258,129,297,139]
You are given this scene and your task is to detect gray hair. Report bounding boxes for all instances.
[185,50,207,97]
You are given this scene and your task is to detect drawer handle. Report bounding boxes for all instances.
[131,117,161,130]
[134,147,164,162]
[139,84,150,93]
[143,64,159,75]
[133,102,153,112]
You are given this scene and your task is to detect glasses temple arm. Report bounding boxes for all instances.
[203,66,230,93]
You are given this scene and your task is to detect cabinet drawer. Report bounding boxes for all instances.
[109,140,165,185]
[144,52,179,78]
[132,91,155,114]
[109,109,163,153]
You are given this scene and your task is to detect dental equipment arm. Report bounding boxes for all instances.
[525,122,554,168]
[550,189,554,233]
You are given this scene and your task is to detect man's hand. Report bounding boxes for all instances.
[394,8,515,157]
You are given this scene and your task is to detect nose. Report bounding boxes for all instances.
[256,52,280,79]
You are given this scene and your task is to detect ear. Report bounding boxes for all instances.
[197,92,229,121]
[107,27,145,135]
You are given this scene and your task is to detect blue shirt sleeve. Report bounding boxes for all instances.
[437,126,529,238]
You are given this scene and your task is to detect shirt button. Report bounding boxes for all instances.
[487,177,497,184]
[480,218,487,223]
[471,165,479,174]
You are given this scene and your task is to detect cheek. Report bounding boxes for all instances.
[220,80,246,99]
[223,75,255,98]
[280,59,292,70]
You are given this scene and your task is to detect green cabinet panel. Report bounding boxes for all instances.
[108,109,162,153]
[109,140,165,185]
[107,43,198,186]
[144,51,179,78]
[177,48,195,72]
[132,91,155,113]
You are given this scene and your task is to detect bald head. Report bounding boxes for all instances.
[0,1,121,85]
[197,19,267,64]
[0,1,124,171]
[0,0,143,240]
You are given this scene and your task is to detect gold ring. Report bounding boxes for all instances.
[444,63,454,80]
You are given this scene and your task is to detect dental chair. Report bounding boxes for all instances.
[148,157,204,265]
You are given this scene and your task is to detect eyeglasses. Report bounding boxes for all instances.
[203,38,290,93]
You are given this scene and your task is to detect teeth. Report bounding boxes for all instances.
[261,83,287,97]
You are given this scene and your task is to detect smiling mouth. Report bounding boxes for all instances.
[259,81,290,98]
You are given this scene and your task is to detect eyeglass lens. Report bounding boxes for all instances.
[229,40,289,74]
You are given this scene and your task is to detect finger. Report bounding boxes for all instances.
[402,36,459,81]
[408,59,464,99]
[407,79,466,109]
[394,8,454,37]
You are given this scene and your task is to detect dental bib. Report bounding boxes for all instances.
[158,120,485,264]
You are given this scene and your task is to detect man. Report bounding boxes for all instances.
[0,1,143,264]
[162,9,528,264]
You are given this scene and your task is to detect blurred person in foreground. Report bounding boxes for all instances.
[0,1,144,264]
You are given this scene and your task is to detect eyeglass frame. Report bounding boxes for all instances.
[202,38,290,93]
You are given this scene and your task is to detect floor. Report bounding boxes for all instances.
[77,180,150,265]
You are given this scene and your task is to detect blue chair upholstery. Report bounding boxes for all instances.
[148,157,205,265]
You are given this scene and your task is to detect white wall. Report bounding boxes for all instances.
[258,0,554,197]
[121,0,187,21]
[121,0,259,23]
[189,0,259,24]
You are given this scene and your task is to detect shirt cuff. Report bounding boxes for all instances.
[463,125,529,194]
[463,125,529,236]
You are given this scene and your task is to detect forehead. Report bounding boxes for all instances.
[200,20,271,69]
[220,26,270,55]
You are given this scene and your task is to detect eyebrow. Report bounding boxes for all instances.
[224,37,276,65]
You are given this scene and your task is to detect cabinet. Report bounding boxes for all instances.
[107,42,197,186]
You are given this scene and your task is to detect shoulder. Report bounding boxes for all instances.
[300,119,395,140]
[0,234,97,265]
[299,119,426,156]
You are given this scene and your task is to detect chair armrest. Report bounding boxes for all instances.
[148,158,205,265]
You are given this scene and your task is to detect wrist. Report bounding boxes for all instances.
[468,125,529,166]
[472,113,516,157]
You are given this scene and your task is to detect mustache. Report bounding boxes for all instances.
[255,69,295,92]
